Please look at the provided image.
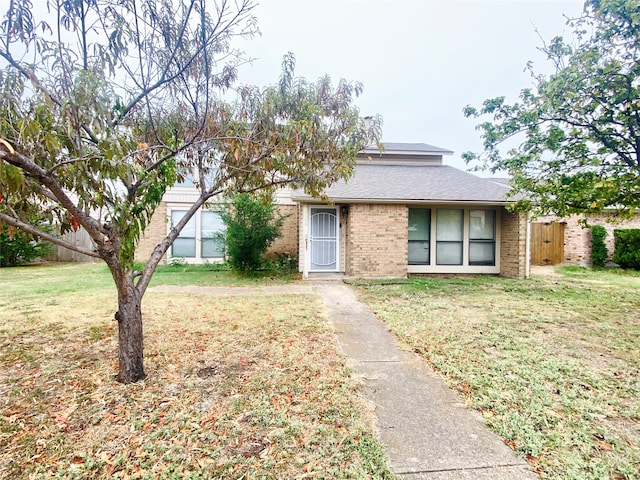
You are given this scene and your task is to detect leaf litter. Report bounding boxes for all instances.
[0,266,393,479]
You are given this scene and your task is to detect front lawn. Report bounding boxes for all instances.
[0,263,392,479]
[354,267,640,480]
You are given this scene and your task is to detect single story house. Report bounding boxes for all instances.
[136,142,531,279]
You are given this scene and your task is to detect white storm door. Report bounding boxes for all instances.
[309,207,338,271]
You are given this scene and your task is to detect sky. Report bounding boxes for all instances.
[232,0,586,173]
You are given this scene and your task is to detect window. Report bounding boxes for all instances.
[201,211,225,258]
[408,208,431,265]
[436,209,463,265]
[170,209,224,260]
[469,210,496,265]
[407,207,498,271]
[171,210,196,257]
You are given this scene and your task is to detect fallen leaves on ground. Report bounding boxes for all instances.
[0,269,392,480]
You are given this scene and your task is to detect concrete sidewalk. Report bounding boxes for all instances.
[315,282,539,480]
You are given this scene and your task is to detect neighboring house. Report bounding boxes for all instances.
[531,213,640,267]
[136,141,530,278]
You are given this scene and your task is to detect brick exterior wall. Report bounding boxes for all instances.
[345,204,408,277]
[500,208,528,278]
[538,213,640,265]
[136,202,168,262]
[265,204,299,260]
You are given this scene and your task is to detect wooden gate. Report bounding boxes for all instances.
[530,222,565,265]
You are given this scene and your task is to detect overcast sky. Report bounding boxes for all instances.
[233,0,585,172]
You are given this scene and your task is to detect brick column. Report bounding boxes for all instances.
[500,209,529,279]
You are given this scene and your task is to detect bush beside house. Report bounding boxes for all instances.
[218,194,286,272]
[590,225,608,269]
[613,229,640,270]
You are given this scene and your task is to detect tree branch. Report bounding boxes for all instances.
[0,212,101,259]
[0,149,105,243]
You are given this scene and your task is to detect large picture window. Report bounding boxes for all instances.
[408,208,431,265]
[170,209,224,261]
[407,207,498,271]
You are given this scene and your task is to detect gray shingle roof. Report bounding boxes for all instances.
[292,164,511,203]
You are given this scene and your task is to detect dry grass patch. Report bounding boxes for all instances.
[0,264,392,479]
[354,268,640,480]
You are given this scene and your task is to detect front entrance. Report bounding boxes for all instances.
[530,222,565,265]
[309,207,338,271]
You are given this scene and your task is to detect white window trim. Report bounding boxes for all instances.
[166,204,225,265]
[407,206,501,274]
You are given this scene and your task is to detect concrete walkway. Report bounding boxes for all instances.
[152,280,539,478]
[315,282,539,480]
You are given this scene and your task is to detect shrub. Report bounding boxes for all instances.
[0,224,53,267]
[613,229,640,270]
[218,193,285,272]
[590,225,608,269]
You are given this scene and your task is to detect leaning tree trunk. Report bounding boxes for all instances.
[114,278,146,383]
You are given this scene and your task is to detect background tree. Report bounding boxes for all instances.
[463,0,640,218]
[218,192,285,272]
[0,0,382,383]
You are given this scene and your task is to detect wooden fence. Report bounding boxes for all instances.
[47,228,97,263]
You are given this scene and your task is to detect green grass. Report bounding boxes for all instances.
[0,262,393,479]
[150,262,301,286]
[354,268,640,480]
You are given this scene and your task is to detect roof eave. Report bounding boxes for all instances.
[361,148,454,156]
[291,196,512,206]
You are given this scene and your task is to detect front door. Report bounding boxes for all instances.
[309,207,338,271]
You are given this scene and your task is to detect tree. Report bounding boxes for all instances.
[463,0,640,218]
[218,193,285,272]
[0,0,382,383]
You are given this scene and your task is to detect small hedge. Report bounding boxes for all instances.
[0,226,53,267]
[590,225,608,269]
[613,229,640,270]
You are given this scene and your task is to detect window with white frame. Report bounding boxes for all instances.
[407,207,497,269]
[170,209,225,261]
[469,209,496,265]
[408,208,431,265]
[201,211,225,258]
[436,209,464,265]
